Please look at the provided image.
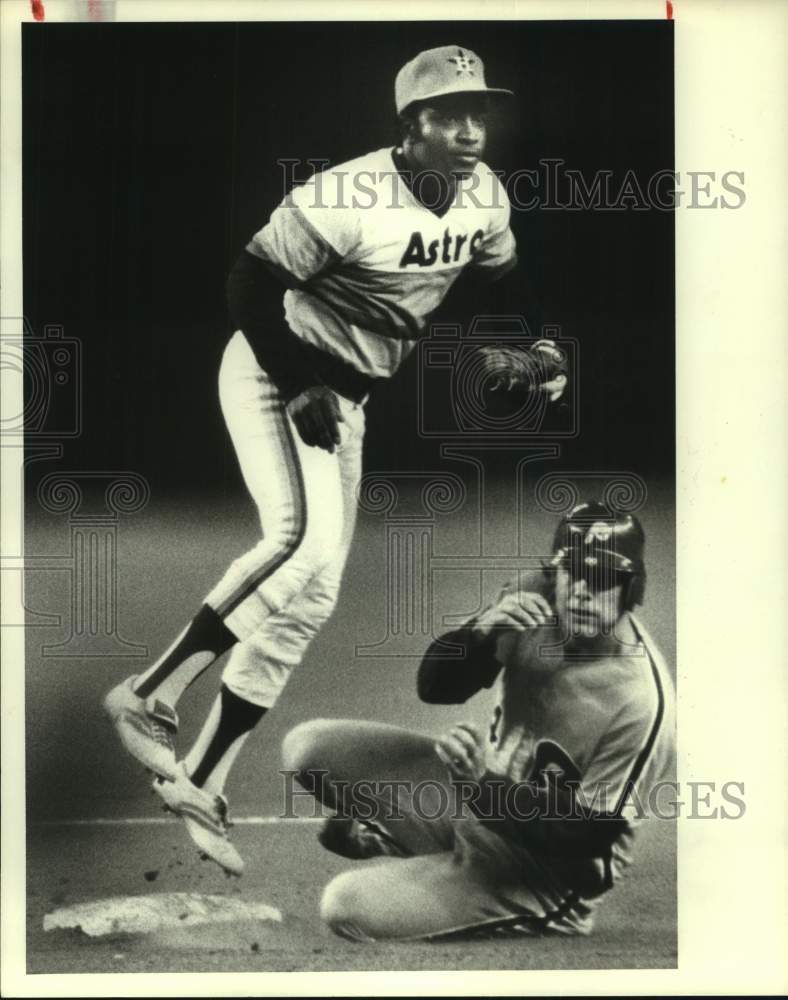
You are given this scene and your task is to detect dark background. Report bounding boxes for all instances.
[23,20,674,489]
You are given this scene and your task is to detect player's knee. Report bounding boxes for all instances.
[298,534,344,578]
[320,871,376,941]
[281,718,333,776]
[266,519,304,559]
[231,522,304,585]
[300,580,340,626]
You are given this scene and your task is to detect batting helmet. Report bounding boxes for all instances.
[544,500,646,610]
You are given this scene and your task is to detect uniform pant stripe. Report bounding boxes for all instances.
[536,890,582,928]
[214,404,307,620]
[486,891,581,934]
[422,891,583,940]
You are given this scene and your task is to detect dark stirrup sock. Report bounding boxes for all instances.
[189,684,267,789]
[133,604,238,700]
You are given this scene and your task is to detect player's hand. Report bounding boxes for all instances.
[472,591,554,640]
[434,722,486,782]
[506,730,536,784]
[286,386,345,453]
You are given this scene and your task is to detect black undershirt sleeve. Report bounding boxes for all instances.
[225,249,322,402]
[416,625,504,704]
[226,249,379,404]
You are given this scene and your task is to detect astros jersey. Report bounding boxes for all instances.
[482,613,676,883]
[246,147,517,379]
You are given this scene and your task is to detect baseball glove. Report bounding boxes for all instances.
[480,339,568,403]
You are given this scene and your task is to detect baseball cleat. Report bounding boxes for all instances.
[153,763,244,877]
[103,676,179,782]
[318,816,410,861]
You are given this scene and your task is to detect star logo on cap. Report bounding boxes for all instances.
[447,49,476,77]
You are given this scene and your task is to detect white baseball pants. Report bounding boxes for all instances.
[204,331,364,708]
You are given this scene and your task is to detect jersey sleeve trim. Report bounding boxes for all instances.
[611,648,666,817]
[466,252,519,283]
[246,203,344,284]
[242,246,303,290]
[287,204,346,263]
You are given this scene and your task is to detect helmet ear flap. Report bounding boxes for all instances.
[625,572,646,611]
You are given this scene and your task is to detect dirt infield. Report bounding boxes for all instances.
[27,818,676,974]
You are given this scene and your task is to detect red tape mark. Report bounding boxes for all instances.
[31,0,45,20]
[666,0,674,18]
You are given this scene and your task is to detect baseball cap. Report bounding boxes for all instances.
[395,45,514,115]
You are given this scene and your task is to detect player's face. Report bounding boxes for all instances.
[408,95,488,181]
[555,566,625,642]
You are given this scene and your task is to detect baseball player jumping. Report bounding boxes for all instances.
[103,45,564,874]
[283,502,676,940]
